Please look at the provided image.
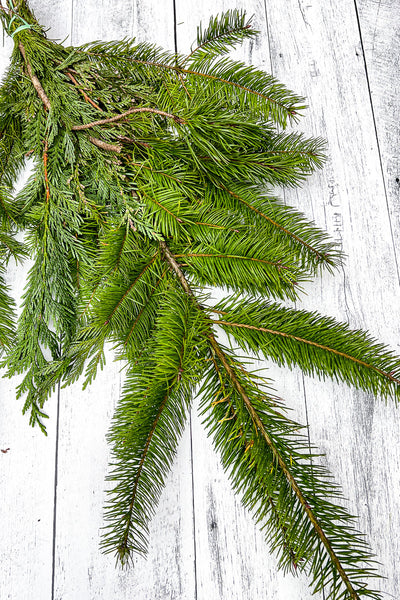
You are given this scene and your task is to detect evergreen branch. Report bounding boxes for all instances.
[168,235,303,300]
[0,190,15,224]
[117,384,171,558]
[213,319,400,386]
[221,185,338,268]
[100,53,304,125]
[78,226,132,319]
[207,337,362,599]
[201,349,381,599]
[0,232,27,262]
[0,270,17,352]
[43,139,50,202]
[210,298,400,400]
[0,119,26,193]
[185,66,288,105]
[102,288,209,561]
[102,252,158,325]
[74,252,167,386]
[184,60,304,126]
[142,190,185,225]
[123,269,168,348]
[192,62,297,120]
[187,9,257,59]
[173,252,284,267]
[160,239,381,598]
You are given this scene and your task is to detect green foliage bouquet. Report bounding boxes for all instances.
[0,2,398,598]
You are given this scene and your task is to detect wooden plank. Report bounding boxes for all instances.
[29,0,73,42]
[265,1,400,598]
[71,0,176,45]
[356,0,400,277]
[351,0,400,591]
[51,2,196,599]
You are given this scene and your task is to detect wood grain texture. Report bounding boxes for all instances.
[357,0,400,278]
[0,1,399,599]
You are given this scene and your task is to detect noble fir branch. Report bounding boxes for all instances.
[0,3,398,599]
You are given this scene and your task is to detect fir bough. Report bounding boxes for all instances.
[0,2,398,598]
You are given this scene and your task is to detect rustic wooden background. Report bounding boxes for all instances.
[1,1,399,599]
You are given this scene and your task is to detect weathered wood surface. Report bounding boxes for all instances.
[0,1,399,598]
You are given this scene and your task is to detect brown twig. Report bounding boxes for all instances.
[178,73,192,99]
[71,106,186,131]
[88,136,122,153]
[159,241,192,296]
[18,42,51,111]
[66,71,103,111]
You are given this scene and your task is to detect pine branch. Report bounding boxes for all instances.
[210,297,400,400]
[200,348,382,599]
[187,9,258,59]
[160,238,382,599]
[102,287,209,561]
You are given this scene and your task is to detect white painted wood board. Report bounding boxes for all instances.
[0,1,399,599]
